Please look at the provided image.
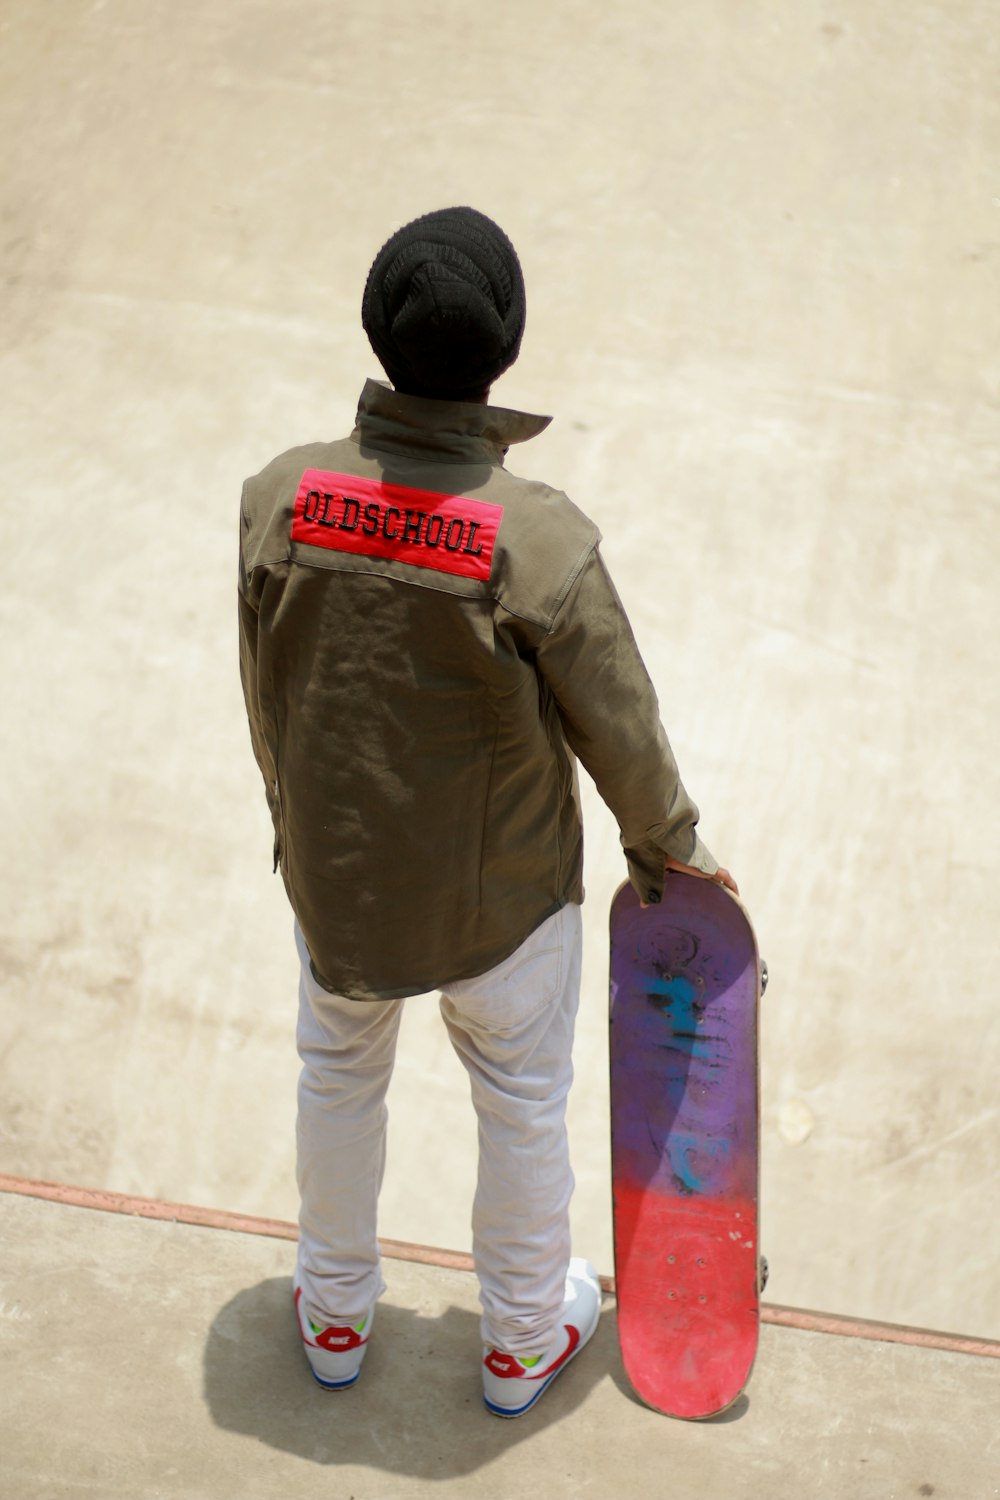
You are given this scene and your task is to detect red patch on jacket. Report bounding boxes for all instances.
[291,470,503,582]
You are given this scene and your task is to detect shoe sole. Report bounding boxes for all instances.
[309,1365,362,1391]
[484,1362,566,1418]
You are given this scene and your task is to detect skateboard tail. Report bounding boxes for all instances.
[613,1181,759,1418]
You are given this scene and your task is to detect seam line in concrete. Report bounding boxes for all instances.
[3,1172,997,1360]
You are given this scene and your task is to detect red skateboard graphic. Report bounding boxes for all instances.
[609,875,763,1418]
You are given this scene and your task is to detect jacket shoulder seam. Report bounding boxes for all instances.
[541,533,600,636]
[494,530,598,634]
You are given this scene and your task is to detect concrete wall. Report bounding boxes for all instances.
[1,0,997,1336]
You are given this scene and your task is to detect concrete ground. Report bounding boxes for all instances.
[3,1183,999,1500]
[1,0,998,1466]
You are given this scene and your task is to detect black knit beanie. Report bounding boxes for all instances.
[361,207,526,400]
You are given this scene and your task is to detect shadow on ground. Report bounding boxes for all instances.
[204,1276,623,1476]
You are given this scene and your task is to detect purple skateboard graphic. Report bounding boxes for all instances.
[610,875,761,1418]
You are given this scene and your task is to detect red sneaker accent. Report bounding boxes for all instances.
[295,1286,367,1351]
[484,1325,581,1381]
[315,1325,366,1352]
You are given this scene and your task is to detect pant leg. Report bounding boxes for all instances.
[438,903,583,1358]
[294,921,403,1326]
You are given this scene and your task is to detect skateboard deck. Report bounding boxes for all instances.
[609,874,762,1419]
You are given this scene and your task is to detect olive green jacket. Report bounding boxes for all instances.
[239,379,716,1000]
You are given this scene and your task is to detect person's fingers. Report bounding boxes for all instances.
[663,856,710,879]
[662,857,740,896]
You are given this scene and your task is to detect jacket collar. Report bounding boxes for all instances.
[353,378,552,465]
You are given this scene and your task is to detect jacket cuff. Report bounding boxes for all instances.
[622,831,718,905]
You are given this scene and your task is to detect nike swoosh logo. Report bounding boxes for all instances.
[294,1286,319,1346]
[527,1324,580,1381]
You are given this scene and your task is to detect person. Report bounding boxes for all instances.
[237,206,735,1418]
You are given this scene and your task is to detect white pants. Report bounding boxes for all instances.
[295,902,583,1357]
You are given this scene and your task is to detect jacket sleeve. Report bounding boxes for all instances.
[237,488,281,864]
[535,546,718,903]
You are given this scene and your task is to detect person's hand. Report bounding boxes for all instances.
[665,856,739,893]
[640,857,739,907]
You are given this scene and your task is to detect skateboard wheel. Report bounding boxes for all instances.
[759,1256,769,1293]
[760,960,769,994]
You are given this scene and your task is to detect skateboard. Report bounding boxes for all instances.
[609,874,763,1419]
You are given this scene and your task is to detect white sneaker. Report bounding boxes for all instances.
[293,1269,373,1390]
[482,1258,601,1417]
